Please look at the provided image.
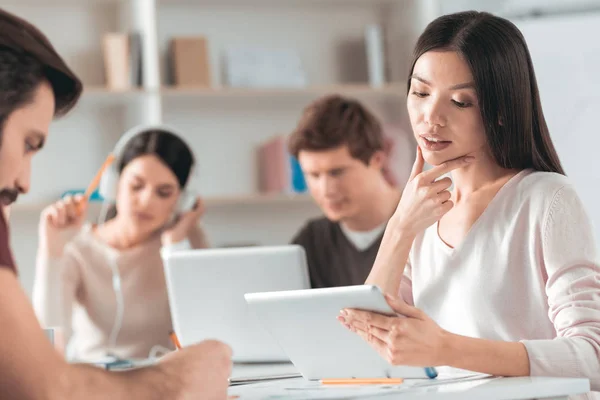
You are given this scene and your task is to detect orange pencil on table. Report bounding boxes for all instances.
[169,331,182,350]
[321,378,404,385]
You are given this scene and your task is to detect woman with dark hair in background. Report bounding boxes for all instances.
[0,7,229,399]
[340,11,600,394]
[33,126,209,361]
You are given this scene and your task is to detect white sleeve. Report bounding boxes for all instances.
[32,247,81,347]
[521,185,600,391]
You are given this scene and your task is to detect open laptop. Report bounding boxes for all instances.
[163,245,310,363]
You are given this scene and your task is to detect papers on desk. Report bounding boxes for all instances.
[230,378,405,400]
[229,369,496,399]
[230,363,301,386]
[230,373,302,386]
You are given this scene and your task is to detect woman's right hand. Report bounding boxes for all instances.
[39,195,88,258]
[393,147,473,237]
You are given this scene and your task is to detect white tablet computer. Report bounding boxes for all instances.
[245,285,438,380]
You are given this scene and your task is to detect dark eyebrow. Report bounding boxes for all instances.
[410,74,431,86]
[157,183,176,191]
[410,74,476,91]
[449,81,476,90]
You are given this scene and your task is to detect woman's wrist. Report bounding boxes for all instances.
[160,238,192,261]
[38,242,65,260]
[160,232,182,247]
[160,237,192,251]
[438,330,460,367]
[161,228,191,246]
[437,332,530,377]
[385,215,417,246]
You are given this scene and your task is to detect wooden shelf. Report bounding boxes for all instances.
[5,0,122,4]
[10,0,397,5]
[11,193,313,213]
[75,84,404,105]
[158,0,399,5]
[83,86,147,95]
[161,84,403,98]
[204,193,313,206]
[77,86,149,106]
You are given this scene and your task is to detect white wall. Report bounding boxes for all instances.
[514,12,600,246]
[9,0,600,298]
[5,1,418,297]
[156,2,383,87]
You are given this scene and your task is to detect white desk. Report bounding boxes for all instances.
[229,364,592,400]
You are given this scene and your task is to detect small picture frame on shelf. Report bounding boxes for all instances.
[224,47,307,88]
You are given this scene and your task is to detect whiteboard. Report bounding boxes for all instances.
[514,12,600,246]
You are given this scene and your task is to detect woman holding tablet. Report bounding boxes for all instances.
[339,11,600,391]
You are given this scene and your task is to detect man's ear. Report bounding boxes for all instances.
[368,150,386,169]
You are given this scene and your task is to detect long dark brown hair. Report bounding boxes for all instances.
[409,11,565,174]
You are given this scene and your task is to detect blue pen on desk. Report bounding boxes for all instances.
[425,367,438,379]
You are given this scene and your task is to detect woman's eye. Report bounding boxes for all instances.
[452,99,472,108]
[25,141,39,153]
[157,191,173,199]
[411,91,428,98]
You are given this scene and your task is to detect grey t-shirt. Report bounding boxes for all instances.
[292,217,383,288]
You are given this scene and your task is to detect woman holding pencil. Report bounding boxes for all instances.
[32,125,209,361]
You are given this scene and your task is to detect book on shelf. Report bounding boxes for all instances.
[257,135,307,195]
[129,32,143,87]
[102,32,143,89]
[168,36,211,87]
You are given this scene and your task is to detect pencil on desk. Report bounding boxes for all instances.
[169,331,182,350]
[321,378,404,385]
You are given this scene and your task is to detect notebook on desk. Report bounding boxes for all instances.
[230,362,301,386]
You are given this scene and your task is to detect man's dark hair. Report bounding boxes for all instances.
[288,95,385,165]
[0,8,82,136]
